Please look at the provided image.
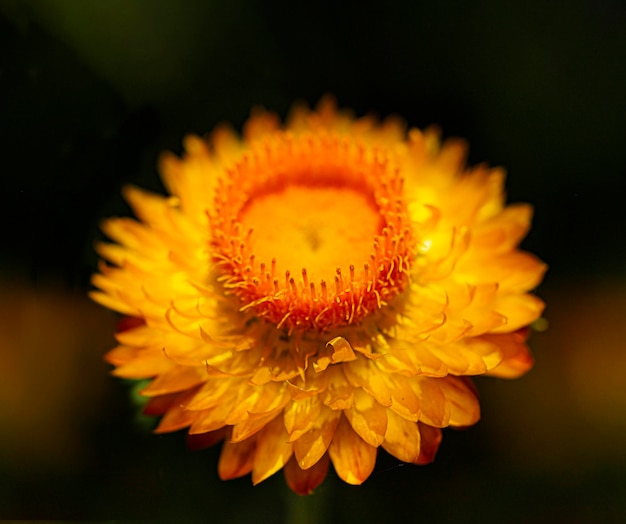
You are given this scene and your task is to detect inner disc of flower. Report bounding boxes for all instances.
[210,132,413,332]
[239,185,381,286]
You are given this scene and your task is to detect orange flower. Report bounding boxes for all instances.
[91,97,546,494]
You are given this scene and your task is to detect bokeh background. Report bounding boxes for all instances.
[1,0,625,521]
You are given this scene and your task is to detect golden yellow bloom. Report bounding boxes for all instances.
[91,97,546,494]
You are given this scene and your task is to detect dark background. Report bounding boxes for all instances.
[1,0,625,521]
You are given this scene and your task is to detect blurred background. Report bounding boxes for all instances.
[0,0,624,521]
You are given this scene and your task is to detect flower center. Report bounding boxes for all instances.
[210,131,413,332]
[239,185,381,286]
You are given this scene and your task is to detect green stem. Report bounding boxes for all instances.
[284,482,331,524]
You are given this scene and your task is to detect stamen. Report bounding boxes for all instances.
[320,280,328,301]
[289,277,298,296]
[335,268,344,293]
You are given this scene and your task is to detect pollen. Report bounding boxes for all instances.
[210,132,414,331]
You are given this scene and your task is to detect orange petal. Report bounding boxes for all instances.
[143,391,180,416]
[113,349,172,378]
[154,388,199,433]
[252,415,294,484]
[284,454,330,495]
[218,434,257,480]
[116,315,146,333]
[244,107,280,142]
[186,428,227,451]
[104,345,138,366]
[415,378,449,428]
[185,378,242,411]
[224,382,290,426]
[140,365,205,396]
[188,401,233,435]
[416,423,442,464]
[230,408,284,443]
[484,331,534,378]
[328,416,377,485]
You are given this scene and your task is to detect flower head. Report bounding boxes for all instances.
[91,97,546,494]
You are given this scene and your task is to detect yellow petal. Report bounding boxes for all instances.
[185,378,242,411]
[439,377,480,427]
[344,388,388,447]
[415,376,480,428]
[385,374,421,421]
[321,367,354,410]
[293,406,341,470]
[284,396,323,442]
[313,336,357,372]
[89,290,137,316]
[252,415,294,484]
[382,409,420,463]
[471,204,532,252]
[492,294,546,333]
[122,185,178,229]
[343,358,392,407]
[328,416,377,485]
